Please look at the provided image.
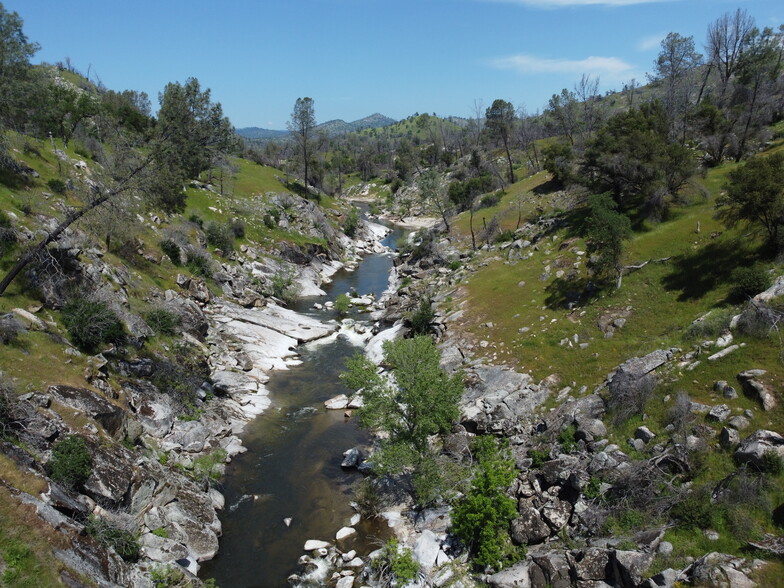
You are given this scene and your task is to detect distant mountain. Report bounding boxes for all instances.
[236,113,396,141]
[235,127,290,140]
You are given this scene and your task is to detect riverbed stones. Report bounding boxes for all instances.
[304,539,331,551]
[335,527,356,541]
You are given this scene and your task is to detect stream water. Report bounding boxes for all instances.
[201,222,403,587]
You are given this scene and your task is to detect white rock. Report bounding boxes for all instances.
[336,527,356,541]
[304,539,331,551]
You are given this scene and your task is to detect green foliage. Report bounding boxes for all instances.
[185,248,213,278]
[344,206,360,238]
[47,435,92,488]
[542,142,576,186]
[342,337,462,505]
[85,516,140,562]
[334,292,351,316]
[268,267,300,304]
[758,450,784,475]
[451,436,520,571]
[45,178,66,194]
[559,424,578,453]
[408,296,435,335]
[0,537,39,587]
[186,448,227,489]
[529,448,550,468]
[583,101,695,218]
[159,238,182,265]
[721,152,784,250]
[685,308,736,340]
[479,191,503,209]
[145,309,181,336]
[604,508,647,534]
[150,342,209,411]
[61,299,125,352]
[373,538,419,586]
[583,192,633,286]
[729,265,771,302]
[205,221,234,253]
[670,489,720,530]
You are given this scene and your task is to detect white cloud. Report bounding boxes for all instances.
[489,54,636,79]
[637,32,665,51]
[485,0,676,6]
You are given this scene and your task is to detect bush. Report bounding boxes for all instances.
[479,191,503,209]
[47,435,92,488]
[334,292,351,316]
[205,221,233,253]
[85,516,140,562]
[268,267,300,304]
[230,218,245,238]
[408,296,434,335]
[185,248,213,278]
[344,207,360,238]
[0,210,17,259]
[452,437,520,571]
[46,178,67,194]
[145,309,181,336]
[61,299,125,351]
[159,239,182,265]
[372,538,419,586]
[529,448,550,468]
[729,266,771,302]
[685,308,735,340]
[188,213,203,228]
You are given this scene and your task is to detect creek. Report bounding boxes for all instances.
[201,222,404,587]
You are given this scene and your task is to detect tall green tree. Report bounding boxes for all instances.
[341,336,463,504]
[721,152,784,252]
[288,97,316,188]
[584,192,633,289]
[485,99,516,184]
[582,101,695,218]
[150,78,235,212]
[0,2,39,129]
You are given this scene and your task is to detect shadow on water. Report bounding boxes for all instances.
[201,219,404,587]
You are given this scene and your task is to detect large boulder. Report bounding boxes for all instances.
[511,507,551,545]
[734,429,784,468]
[47,385,125,438]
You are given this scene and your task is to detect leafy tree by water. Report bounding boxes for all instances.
[341,336,462,504]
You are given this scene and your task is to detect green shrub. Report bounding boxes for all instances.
[47,435,92,488]
[344,207,360,238]
[159,239,182,265]
[205,221,234,253]
[495,229,515,243]
[230,218,246,238]
[559,424,578,453]
[188,213,204,228]
[670,489,720,530]
[479,191,503,209]
[268,267,300,304]
[85,516,140,562]
[151,527,169,539]
[61,299,125,351]
[408,297,434,335]
[145,309,181,336]
[448,260,462,271]
[452,437,520,571]
[758,450,784,475]
[685,308,735,340]
[46,178,67,194]
[185,248,213,278]
[729,266,771,302]
[334,292,351,316]
[372,538,419,585]
[529,448,550,468]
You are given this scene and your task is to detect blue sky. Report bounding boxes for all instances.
[6,0,782,129]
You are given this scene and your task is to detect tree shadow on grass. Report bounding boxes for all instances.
[661,238,759,302]
[545,276,601,310]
